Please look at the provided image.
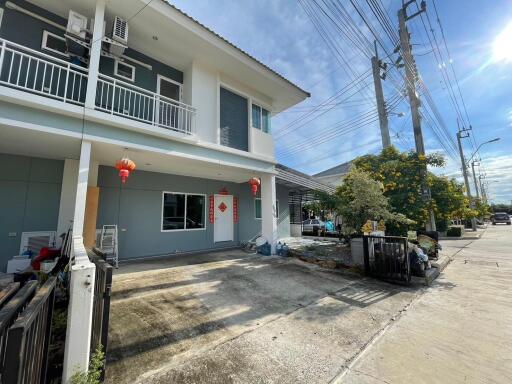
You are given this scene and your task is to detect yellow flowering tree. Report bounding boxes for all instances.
[352,146,483,232]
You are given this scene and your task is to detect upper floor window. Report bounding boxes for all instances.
[41,30,69,58]
[219,87,249,151]
[114,60,135,82]
[252,104,271,133]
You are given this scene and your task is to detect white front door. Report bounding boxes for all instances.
[214,194,233,243]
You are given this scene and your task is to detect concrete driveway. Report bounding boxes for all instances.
[105,250,417,384]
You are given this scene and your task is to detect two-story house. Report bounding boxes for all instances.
[0,0,341,378]
[0,0,321,272]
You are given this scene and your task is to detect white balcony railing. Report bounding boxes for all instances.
[0,38,196,135]
[0,38,88,105]
[96,74,196,135]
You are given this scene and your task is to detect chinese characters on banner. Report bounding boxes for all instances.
[233,197,238,223]
[209,195,215,223]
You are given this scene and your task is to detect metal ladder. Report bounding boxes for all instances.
[100,225,118,268]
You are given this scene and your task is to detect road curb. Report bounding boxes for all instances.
[431,255,452,272]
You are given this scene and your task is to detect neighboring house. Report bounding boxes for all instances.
[0,0,320,377]
[313,161,353,187]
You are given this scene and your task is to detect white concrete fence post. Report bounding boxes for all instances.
[260,173,278,254]
[62,140,96,383]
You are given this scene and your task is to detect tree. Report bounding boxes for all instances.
[353,146,445,229]
[430,175,472,231]
[335,168,410,235]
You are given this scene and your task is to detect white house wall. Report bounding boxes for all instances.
[251,127,275,158]
[0,100,275,173]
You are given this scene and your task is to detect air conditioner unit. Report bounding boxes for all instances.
[109,16,128,56]
[19,231,57,256]
[66,10,87,39]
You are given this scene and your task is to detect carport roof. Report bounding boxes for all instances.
[276,164,335,194]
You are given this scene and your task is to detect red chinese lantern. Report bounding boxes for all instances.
[115,157,136,184]
[248,177,260,196]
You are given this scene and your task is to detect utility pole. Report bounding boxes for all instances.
[471,160,480,199]
[456,129,477,231]
[398,1,426,155]
[372,41,391,148]
[479,175,487,203]
[397,0,436,231]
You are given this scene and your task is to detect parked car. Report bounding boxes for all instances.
[302,219,325,234]
[491,212,511,225]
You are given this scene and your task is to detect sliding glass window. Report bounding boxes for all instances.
[162,193,206,231]
[252,103,271,133]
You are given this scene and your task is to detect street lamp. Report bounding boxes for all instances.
[466,138,500,164]
[467,138,500,200]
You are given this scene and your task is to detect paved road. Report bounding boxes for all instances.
[339,225,512,384]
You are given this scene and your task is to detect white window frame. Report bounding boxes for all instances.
[254,198,279,220]
[251,102,271,133]
[114,59,136,82]
[41,30,69,58]
[157,74,183,102]
[161,191,207,232]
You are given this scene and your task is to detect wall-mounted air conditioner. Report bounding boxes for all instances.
[109,16,128,56]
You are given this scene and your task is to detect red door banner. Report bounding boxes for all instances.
[233,197,238,223]
[209,195,215,224]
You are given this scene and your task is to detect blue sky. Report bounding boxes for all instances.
[170,0,512,203]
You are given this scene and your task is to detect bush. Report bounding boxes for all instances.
[446,226,463,237]
[435,219,449,233]
[70,345,105,384]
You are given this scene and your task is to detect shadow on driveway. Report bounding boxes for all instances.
[105,249,415,384]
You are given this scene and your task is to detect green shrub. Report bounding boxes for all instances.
[70,345,105,384]
[435,219,449,233]
[446,226,463,237]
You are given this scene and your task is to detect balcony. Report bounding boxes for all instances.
[0,39,88,105]
[0,38,195,136]
[96,74,195,135]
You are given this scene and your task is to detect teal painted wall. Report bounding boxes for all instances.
[0,154,63,271]
[237,184,290,242]
[97,166,290,260]
[0,0,70,56]
[99,51,183,92]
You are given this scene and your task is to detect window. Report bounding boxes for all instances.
[41,30,69,57]
[162,192,205,231]
[255,198,279,219]
[114,60,135,82]
[219,87,249,151]
[252,104,261,129]
[251,104,271,133]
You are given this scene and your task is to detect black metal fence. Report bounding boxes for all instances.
[90,255,113,375]
[362,235,411,284]
[2,278,56,383]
